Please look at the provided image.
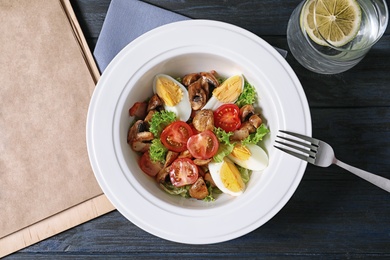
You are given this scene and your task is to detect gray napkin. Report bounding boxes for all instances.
[93,0,287,73]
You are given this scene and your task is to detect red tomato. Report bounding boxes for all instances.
[160,121,193,152]
[187,130,219,159]
[139,151,163,177]
[169,158,199,187]
[214,104,241,132]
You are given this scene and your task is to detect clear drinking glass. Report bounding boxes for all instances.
[287,0,388,74]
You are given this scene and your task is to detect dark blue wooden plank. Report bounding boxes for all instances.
[71,0,390,37]
[13,107,390,258]
[8,0,390,258]
[70,0,390,109]
[289,37,390,108]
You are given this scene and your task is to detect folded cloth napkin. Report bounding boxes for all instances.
[94,0,287,73]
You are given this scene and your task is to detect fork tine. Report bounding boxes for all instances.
[279,130,320,145]
[275,130,319,164]
[275,140,317,158]
[274,145,315,164]
[276,135,318,150]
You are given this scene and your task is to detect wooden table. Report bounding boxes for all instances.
[10,0,390,258]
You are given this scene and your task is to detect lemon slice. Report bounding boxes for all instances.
[301,0,361,47]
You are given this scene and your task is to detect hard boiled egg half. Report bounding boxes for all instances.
[203,74,244,111]
[228,143,268,171]
[153,74,191,122]
[208,157,246,196]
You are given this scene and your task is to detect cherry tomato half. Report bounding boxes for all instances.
[187,130,219,159]
[214,104,241,132]
[160,121,193,152]
[169,158,199,187]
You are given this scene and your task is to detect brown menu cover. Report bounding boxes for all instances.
[0,0,115,257]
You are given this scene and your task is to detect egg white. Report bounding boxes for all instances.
[153,74,192,122]
[228,144,268,171]
[208,158,245,196]
[202,96,225,111]
[203,74,244,111]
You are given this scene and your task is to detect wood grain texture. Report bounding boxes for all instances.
[14,108,390,259]
[7,0,390,258]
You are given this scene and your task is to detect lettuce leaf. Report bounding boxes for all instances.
[237,165,251,184]
[160,181,219,202]
[213,143,234,163]
[149,110,176,137]
[149,139,168,163]
[235,81,256,108]
[241,123,269,146]
[160,183,191,198]
[202,182,221,202]
[214,127,233,144]
[213,127,235,162]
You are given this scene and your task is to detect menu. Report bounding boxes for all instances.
[0,0,114,256]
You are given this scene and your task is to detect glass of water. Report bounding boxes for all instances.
[287,0,388,74]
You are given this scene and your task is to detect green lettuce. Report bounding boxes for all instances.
[160,183,191,198]
[149,139,168,163]
[213,144,234,163]
[237,165,251,184]
[202,182,221,202]
[213,127,235,162]
[241,124,269,146]
[149,110,176,137]
[160,181,220,202]
[235,81,256,108]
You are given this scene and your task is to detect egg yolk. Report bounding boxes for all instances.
[155,77,183,106]
[212,75,243,103]
[220,159,245,192]
[230,144,251,161]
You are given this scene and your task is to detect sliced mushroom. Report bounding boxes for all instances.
[182,73,200,87]
[200,71,220,89]
[204,172,216,187]
[144,110,156,125]
[127,120,154,152]
[230,110,263,142]
[192,109,214,132]
[188,79,208,110]
[197,165,206,177]
[200,78,210,98]
[154,151,179,184]
[240,104,255,122]
[240,121,256,134]
[230,127,250,142]
[131,132,154,152]
[164,151,179,167]
[156,166,170,183]
[178,150,192,159]
[127,120,145,143]
[189,177,209,200]
[147,94,163,112]
[249,114,263,128]
[193,158,212,166]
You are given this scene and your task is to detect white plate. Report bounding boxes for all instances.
[87,20,311,244]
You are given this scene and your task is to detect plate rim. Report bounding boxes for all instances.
[87,19,311,244]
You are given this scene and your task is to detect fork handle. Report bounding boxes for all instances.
[334,159,390,193]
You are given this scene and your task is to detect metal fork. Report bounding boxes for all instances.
[274,130,390,193]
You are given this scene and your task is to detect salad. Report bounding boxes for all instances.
[127,70,269,201]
